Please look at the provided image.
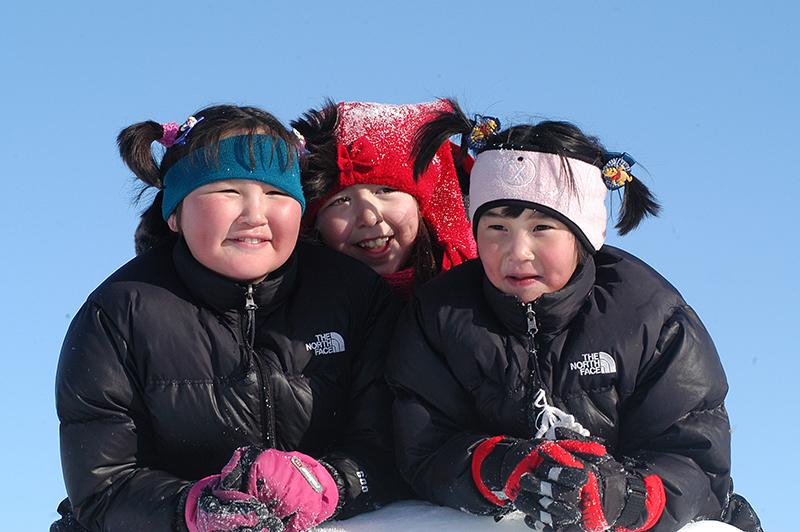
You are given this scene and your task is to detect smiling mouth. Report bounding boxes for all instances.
[228,237,270,246]
[356,236,392,250]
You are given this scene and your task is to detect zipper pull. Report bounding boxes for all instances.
[525,303,538,337]
[245,284,258,312]
[245,284,258,346]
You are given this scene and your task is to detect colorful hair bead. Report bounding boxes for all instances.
[467,114,500,152]
[602,152,636,190]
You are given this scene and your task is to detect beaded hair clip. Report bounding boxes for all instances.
[602,152,636,190]
[158,116,204,148]
[466,114,501,152]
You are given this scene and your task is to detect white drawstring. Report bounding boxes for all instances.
[532,388,590,440]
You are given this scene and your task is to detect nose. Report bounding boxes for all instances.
[353,194,383,227]
[508,231,535,261]
[239,192,268,226]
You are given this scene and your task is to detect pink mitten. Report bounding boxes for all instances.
[248,449,339,532]
[184,474,284,532]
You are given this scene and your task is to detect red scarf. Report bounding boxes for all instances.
[383,267,415,300]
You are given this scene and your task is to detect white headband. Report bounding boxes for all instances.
[469,150,608,250]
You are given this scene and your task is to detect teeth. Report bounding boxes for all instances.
[238,238,263,244]
[358,237,390,249]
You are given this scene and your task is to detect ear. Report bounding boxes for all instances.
[167,212,179,233]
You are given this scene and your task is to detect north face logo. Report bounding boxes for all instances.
[305,332,346,355]
[569,351,617,376]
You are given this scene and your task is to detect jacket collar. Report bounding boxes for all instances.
[482,255,595,339]
[173,238,298,315]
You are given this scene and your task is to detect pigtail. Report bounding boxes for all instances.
[616,177,660,234]
[290,100,341,205]
[134,190,173,255]
[601,153,661,235]
[412,98,473,179]
[117,121,165,188]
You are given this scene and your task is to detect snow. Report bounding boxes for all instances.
[315,500,741,532]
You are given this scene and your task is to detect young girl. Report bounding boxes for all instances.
[386,102,762,532]
[290,100,477,298]
[53,105,405,532]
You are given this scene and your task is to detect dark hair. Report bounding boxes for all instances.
[123,104,298,255]
[291,100,448,283]
[413,99,660,236]
[290,99,341,208]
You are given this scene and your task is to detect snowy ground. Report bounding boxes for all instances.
[316,500,740,532]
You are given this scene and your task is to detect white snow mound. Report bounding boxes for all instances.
[315,500,740,531]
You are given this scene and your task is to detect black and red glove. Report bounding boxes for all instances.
[551,435,665,532]
[472,434,666,532]
[471,436,588,529]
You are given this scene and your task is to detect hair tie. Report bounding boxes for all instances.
[292,128,309,156]
[602,152,636,190]
[157,122,180,148]
[467,114,500,152]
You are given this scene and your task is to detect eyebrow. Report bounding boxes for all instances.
[482,210,523,220]
[483,210,542,221]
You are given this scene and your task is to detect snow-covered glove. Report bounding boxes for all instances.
[471,436,586,527]
[246,448,340,532]
[184,452,285,532]
[520,431,666,532]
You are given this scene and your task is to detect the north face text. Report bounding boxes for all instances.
[305,332,346,355]
[569,352,617,376]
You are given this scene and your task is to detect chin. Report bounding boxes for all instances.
[510,288,543,304]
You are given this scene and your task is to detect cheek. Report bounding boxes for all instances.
[270,202,302,243]
[540,243,579,286]
[315,211,351,249]
[476,241,503,282]
[386,202,420,245]
[181,200,229,242]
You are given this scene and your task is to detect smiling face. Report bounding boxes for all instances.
[168,179,302,282]
[476,206,579,303]
[314,184,420,275]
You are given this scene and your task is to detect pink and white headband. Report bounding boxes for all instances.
[469,150,608,250]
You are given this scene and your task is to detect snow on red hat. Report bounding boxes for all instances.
[304,100,476,271]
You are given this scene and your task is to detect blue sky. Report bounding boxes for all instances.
[1,1,797,530]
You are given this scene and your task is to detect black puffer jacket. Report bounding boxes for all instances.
[56,237,403,531]
[387,246,756,531]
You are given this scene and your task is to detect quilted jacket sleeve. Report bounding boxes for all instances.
[618,304,732,531]
[56,300,190,531]
[385,298,502,516]
[320,278,408,519]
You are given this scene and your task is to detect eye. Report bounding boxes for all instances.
[487,224,507,231]
[375,187,397,195]
[532,224,553,232]
[265,190,289,197]
[327,196,350,207]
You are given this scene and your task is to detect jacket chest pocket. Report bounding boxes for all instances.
[144,373,263,476]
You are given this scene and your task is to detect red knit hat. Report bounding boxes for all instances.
[303,100,477,271]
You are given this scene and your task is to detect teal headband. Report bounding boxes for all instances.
[161,134,305,219]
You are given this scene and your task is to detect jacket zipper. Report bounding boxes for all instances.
[244,284,275,448]
[524,302,545,438]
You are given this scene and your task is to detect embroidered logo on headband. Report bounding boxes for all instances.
[502,154,536,188]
